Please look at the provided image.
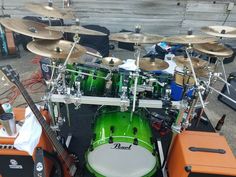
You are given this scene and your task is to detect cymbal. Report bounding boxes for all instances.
[46,26,107,36]
[201,26,236,38]
[27,40,87,61]
[195,68,209,78]
[173,56,208,69]
[25,3,75,19]
[0,18,62,40]
[102,57,123,67]
[193,42,233,57]
[109,32,164,44]
[139,58,169,71]
[164,35,216,44]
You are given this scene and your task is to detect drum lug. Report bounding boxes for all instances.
[133,138,138,145]
[133,127,138,135]
[89,144,94,151]
[110,126,115,133]
[93,133,96,141]
[150,137,154,144]
[109,136,113,144]
[152,149,156,156]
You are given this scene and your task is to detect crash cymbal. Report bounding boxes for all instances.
[102,57,123,67]
[193,42,233,57]
[173,56,208,69]
[109,32,164,44]
[25,3,75,19]
[46,26,107,36]
[0,18,62,40]
[201,26,236,38]
[139,58,169,71]
[165,35,216,44]
[27,40,87,62]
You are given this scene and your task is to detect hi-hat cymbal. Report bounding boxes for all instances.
[165,35,217,44]
[27,40,87,61]
[102,57,123,67]
[139,58,169,71]
[109,32,164,44]
[46,26,107,36]
[0,18,62,40]
[25,3,75,19]
[193,43,233,57]
[201,26,236,38]
[173,56,208,69]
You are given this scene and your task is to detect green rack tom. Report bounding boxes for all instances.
[67,64,108,96]
[86,107,159,177]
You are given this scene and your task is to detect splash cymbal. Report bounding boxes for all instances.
[46,26,107,36]
[27,40,87,62]
[165,35,217,44]
[0,18,62,39]
[25,3,76,19]
[201,26,236,38]
[193,42,233,57]
[139,58,169,71]
[173,56,208,69]
[102,57,123,67]
[109,32,164,44]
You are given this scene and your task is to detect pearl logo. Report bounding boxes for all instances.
[36,162,43,172]
[9,159,23,169]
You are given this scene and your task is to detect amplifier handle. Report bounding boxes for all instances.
[189,147,226,154]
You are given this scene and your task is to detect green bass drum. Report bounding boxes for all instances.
[86,107,159,177]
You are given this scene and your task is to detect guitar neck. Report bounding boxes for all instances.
[14,78,75,174]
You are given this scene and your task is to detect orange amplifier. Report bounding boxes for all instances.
[167,131,236,177]
[0,108,53,177]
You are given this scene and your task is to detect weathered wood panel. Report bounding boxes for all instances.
[1,0,236,38]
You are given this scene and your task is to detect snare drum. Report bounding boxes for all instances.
[174,66,195,86]
[86,107,159,177]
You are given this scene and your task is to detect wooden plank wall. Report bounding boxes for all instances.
[2,0,236,38]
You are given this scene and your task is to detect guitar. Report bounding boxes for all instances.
[0,65,77,177]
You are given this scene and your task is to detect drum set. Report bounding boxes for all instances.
[1,2,236,177]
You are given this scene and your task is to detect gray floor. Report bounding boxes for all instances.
[0,46,235,156]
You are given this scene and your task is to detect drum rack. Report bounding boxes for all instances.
[48,94,181,110]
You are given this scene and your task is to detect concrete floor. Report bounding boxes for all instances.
[0,46,235,156]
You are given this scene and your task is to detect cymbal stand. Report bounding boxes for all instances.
[132,44,141,113]
[215,57,230,94]
[50,37,80,93]
[180,45,206,129]
[185,45,205,108]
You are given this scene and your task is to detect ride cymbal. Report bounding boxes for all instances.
[25,3,76,19]
[102,57,123,67]
[139,58,169,71]
[193,43,233,57]
[165,35,216,44]
[46,26,107,36]
[173,56,208,69]
[0,18,62,40]
[201,26,236,38]
[27,40,87,61]
[109,32,164,44]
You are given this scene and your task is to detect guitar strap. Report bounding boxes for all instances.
[34,148,46,177]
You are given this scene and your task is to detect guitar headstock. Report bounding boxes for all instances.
[0,65,19,85]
